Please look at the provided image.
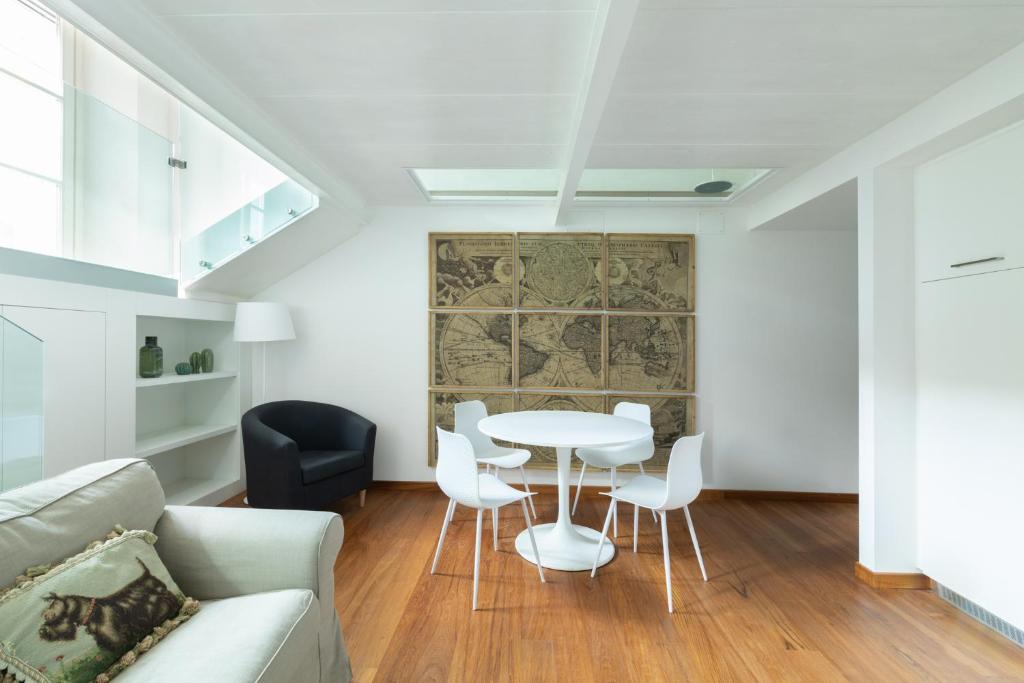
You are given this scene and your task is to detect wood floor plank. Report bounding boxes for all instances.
[233,488,1024,682]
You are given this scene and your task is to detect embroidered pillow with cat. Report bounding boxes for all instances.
[0,527,199,683]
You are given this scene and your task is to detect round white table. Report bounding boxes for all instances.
[477,410,653,571]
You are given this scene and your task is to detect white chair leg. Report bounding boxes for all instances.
[660,510,673,613]
[571,463,587,516]
[591,498,616,578]
[611,467,618,537]
[520,499,545,583]
[638,462,658,523]
[473,508,483,611]
[492,469,500,551]
[431,498,456,574]
[520,465,537,518]
[633,504,639,553]
[684,504,708,582]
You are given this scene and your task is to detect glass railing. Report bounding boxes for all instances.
[70,86,175,277]
[1,314,44,492]
[180,179,318,283]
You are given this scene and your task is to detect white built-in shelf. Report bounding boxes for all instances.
[135,423,237,458]
[136,370,237,388]
[163,477,237,506]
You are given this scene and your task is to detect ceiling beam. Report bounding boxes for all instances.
[554,0,640,226]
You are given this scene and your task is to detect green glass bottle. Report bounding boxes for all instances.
[139,336,163,378]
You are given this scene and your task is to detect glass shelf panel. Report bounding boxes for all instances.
[1,315,44,492]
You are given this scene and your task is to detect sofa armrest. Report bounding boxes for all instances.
[154,505,342,602]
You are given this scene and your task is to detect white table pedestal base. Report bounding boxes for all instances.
[515,522,614,571]
[512,444,615,571]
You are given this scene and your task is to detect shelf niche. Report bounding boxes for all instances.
[134,314,242,505]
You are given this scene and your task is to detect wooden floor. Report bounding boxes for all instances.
[264,489,1023,681]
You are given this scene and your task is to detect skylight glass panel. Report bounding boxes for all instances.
[410,168,771,202]
[410,169,560,200]
[576,169,770,200]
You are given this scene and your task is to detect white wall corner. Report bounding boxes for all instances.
[857,168,919,573]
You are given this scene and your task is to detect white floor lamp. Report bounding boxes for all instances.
[235,302,295,506]
[234,301,296,406]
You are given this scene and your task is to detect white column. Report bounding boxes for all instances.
[857,167,918,573]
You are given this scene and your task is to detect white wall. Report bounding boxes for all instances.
[857,168,918,574]
[259,205,858,490]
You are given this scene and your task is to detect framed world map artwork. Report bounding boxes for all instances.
[428,232,697,470]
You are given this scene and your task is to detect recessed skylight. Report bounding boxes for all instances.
[409,168,771,202]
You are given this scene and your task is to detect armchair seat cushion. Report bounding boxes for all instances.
[299,450,365,485]
[118,589,320,683]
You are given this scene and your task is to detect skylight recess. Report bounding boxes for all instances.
[409,168,771,202]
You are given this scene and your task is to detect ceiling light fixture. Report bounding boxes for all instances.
[694,180,733,194]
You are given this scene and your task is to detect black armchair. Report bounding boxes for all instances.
[241,400,376,510]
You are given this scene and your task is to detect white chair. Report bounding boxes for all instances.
[455,400,537,551]
[591,434,708,613]
[572,401,657,536]
[431,427,545,611]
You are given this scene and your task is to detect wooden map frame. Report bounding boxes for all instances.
[606,313,695,393]
[516,232,605,310]
[428,232,698,471]
[607,233,696,313]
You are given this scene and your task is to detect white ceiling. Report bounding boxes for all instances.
[121,0,1024,206]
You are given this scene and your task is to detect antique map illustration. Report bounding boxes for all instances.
[518,233,603,308]
[518,313,603,389]
[430,233,515,308]
[609,395,695,470]
[432,312,513,387]
[515,393,605,466]
[428,232,697,470]
[608,234,695,312]
[428,391,514,465]
[607,314,694,392]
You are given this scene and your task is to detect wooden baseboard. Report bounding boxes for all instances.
[705,489,858,504]
[371,480,857,503]
[854,562,932,590]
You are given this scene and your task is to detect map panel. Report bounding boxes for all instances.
[431,312,513,388]
[427,390,514,465]
[608,395,695,472]
[518,233,604,309]
[514,393,606,468]
[607,315,694,392]
[430,233,515,308]
[608,234,695,312]
[517,313,603,389]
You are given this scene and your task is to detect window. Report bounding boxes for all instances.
[0,0,62,255]
[0,0,310,282]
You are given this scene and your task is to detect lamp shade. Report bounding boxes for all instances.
[234,302,296,342]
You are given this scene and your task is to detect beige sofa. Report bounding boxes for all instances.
[0,458,351,683]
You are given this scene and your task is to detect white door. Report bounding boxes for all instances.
[916,268,1024,628]
[0,306,106,477]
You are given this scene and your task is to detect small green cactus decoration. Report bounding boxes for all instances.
[174,362,192,375]
[189,351,202,374]
[201,348,214,373]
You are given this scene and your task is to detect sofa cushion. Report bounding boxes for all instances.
[0,527,198,683]
[299,450,364,485]
[0,459,165,588]
[117,589,320,683]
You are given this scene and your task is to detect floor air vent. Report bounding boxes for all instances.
[936,583,1024,648]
